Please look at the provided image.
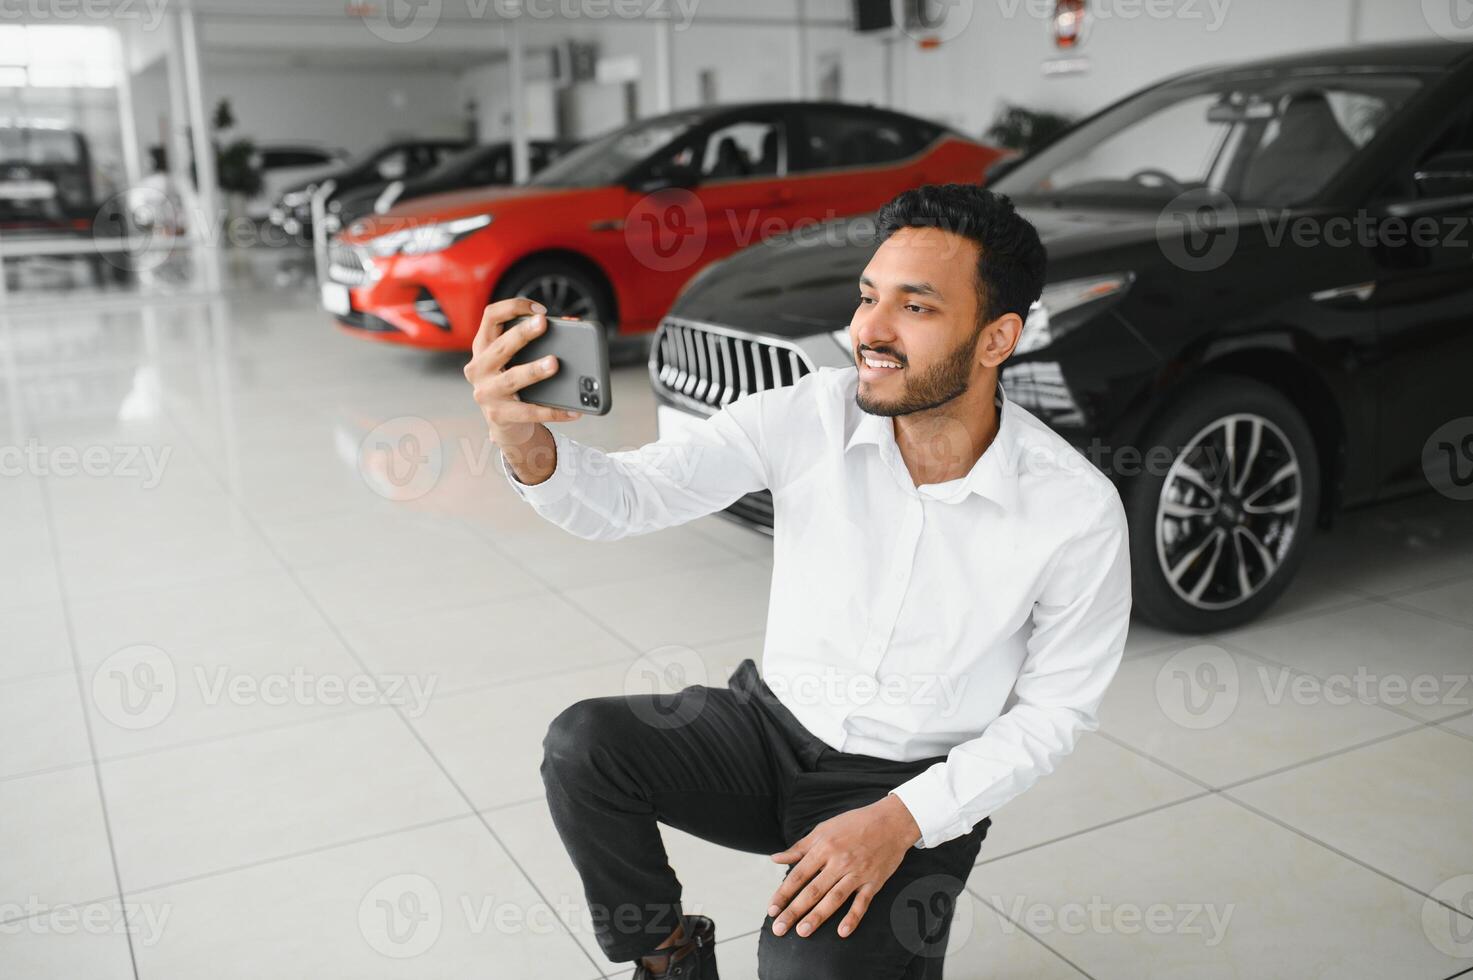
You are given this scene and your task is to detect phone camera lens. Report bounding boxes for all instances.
[588,394,600,408]
[579,393,592,406]
[580,376,596,392]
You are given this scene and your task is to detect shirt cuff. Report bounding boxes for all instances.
[889,765,972,849]
[501,428,578,507]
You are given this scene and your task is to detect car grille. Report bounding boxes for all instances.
[327,241,374,286]
[651,317,814,411]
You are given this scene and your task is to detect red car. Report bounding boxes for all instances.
[324,102,1005,349]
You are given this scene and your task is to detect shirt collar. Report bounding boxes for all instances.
[844,382,1021,510]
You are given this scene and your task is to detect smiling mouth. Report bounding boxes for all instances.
[860,352,903,371]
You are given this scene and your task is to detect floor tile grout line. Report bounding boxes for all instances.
[972,789,1215,869]
[34,474,142,980]
[1211,723,1437,794]
[1210,631,1471,729]
[156,402,611,980]
[1442,966,1473,980]
[457,513,769,663]
[0,797,541,928]
[964,888,1098,980]
[1215,789,1473,926]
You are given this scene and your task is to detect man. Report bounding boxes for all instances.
[463,184,1131,979]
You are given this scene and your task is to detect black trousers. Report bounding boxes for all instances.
[541,659,990,979]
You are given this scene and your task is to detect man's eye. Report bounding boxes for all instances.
[906,304,930,314]
[858,296,875,305]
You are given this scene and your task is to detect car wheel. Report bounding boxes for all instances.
[1125,377,1320,633]
[495,259,612,326]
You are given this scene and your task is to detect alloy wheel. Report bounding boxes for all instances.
[519,273,598,319]
[1155,413,1304,611]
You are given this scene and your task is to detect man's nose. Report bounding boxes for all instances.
[853,309,898,351]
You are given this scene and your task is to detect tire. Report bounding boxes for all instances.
[494,257,614,327]
[1124,377,1320,633]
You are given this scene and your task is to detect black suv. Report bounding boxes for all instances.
[649,41,1473,633]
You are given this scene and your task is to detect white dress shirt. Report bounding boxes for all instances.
[504,366,1131,848]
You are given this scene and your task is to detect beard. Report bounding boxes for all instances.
[854,324,983,418]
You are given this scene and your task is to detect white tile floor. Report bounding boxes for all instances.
[3,261,1473,979]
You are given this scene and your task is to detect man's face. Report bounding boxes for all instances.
[845,226,988,418]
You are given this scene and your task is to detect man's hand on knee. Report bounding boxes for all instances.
[766,794,922,940]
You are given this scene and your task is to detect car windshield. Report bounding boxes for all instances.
[529,113,705,188]
[420,145,496,182]
[994,71,1422,209]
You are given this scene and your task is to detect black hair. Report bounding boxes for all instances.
[875,183,1047,325]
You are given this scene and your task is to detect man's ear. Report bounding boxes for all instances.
[978,313,1025,368]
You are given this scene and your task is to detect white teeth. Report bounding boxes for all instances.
[862,356,901,369]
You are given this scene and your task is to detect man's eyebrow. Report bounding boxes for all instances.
[858,275,944,299]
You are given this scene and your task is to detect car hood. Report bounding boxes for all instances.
[669,202,1204,338]
[339,183,601,241]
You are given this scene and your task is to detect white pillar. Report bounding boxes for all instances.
[791,0,807,100]
[163,16,192,196]
[508,22,529,184]
[112,28,143,189]
[179,8,221,290]
[653,18,673,114]
[180,11,218,229]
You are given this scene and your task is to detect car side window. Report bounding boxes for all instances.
[698,118,784,180]
[796,110,917,172]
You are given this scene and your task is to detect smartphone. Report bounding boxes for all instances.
[504,315,612,415]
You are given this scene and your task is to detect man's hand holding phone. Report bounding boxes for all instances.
[463,298,581,486]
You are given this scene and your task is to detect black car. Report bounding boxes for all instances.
[268,138,468,238]
[650,41,1473,633]
[326,140,575,233]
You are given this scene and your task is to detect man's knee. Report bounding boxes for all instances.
[541,696,643,785]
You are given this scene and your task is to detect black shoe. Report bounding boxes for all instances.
[631,915,717,979]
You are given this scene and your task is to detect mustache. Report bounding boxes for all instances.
[858,344,907,367]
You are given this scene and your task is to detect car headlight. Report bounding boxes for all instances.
[365,213,493,258]
[1015,273,1134,355]
[281,189,311,207]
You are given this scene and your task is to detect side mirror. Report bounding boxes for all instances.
[1414,150,1473,199]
